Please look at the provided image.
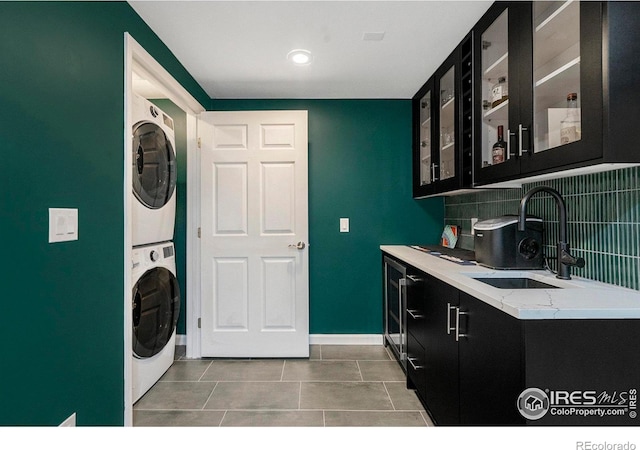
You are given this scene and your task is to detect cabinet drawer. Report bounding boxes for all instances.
[406,332,426,401]
[406,305,426,345]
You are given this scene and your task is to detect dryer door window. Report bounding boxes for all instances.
[132,267,180,359]
[132,122,176,209]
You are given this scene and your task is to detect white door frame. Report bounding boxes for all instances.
[123,33,205,426]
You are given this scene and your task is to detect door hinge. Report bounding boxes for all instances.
[197,137,202,149]
[198,318,201,329]
[198,227,201,238]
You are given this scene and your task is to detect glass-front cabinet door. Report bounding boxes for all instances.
[413,34,473,198]
[413,78,436,198]
[523,0,602,175]
[474,1,603,186]
[413,49,462,198]
[474,2,525,184]
[479,7,511,171]
[532,1,581,153]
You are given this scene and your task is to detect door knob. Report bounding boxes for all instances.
[288,241,306,250]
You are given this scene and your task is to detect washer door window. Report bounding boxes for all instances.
[132,122,176,209]
[132,267,180,359]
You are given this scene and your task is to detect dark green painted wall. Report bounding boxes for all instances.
[0,1,207,425]
[211,100,444,334]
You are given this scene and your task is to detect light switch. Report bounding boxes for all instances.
[340,217,349,233]
[49,208,78,243]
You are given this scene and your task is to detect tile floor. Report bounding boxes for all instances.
[133,344,433,427]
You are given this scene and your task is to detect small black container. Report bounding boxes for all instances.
[473,215,544,269]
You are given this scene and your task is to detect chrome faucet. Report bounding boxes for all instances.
[517,186,585,280]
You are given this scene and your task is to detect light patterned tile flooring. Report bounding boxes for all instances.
[133,345,433,427]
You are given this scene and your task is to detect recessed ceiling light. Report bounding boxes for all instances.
[287,49,313,66]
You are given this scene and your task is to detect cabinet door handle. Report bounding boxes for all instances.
[518,124,530,156]
[507,128,515,159]
[447,303,456,335]
[406,275,423,283]
[431,163,439,181]
[407,309,424,319]
[399,278,406,337]
[455,307,468,342]
[407,357,424,370]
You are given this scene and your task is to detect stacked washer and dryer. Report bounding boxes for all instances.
[131,95,180,403]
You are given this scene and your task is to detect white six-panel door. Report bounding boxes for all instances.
[198,111,309,357]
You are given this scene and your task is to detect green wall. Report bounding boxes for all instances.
[211,100,444,334]
[0,1,207,425]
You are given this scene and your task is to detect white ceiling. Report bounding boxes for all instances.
[128,0,493,99]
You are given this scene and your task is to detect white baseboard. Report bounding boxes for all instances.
[175,334,383,349]
[309,334,383,345]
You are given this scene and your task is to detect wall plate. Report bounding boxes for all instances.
[49,208,78,243]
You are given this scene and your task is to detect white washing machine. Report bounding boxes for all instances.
[131,94,177,247]
[132,241,180,403]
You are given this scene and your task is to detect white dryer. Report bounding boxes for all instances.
[132,241,180,403]
[131,94,177,247]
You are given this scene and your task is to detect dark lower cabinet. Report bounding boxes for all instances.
[523,319,640,426]
[406,332,426,401]
[400,265,640,426]
[421,276,460,425]
[458,292,524,425]
[413,276,523,425]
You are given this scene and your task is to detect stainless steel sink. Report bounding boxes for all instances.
[473,277,560,289]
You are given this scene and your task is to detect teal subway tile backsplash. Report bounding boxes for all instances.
[445,167,640,290]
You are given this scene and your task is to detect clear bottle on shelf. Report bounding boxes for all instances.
[560,92,581,145]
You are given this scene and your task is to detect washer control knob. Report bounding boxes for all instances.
[149,250,159,262]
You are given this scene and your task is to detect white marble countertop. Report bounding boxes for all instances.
[381,245,640,320]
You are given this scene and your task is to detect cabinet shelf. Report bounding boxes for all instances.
[534,1,579,70]
[441,96,455,110]
[535,0,577,34]
[483,99,509,121]
[484,52,508,80]
[441,142,455,151]
[535,56,580,111]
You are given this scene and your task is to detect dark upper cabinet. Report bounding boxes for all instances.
[412,34,474,198]
[473,1,640,187]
